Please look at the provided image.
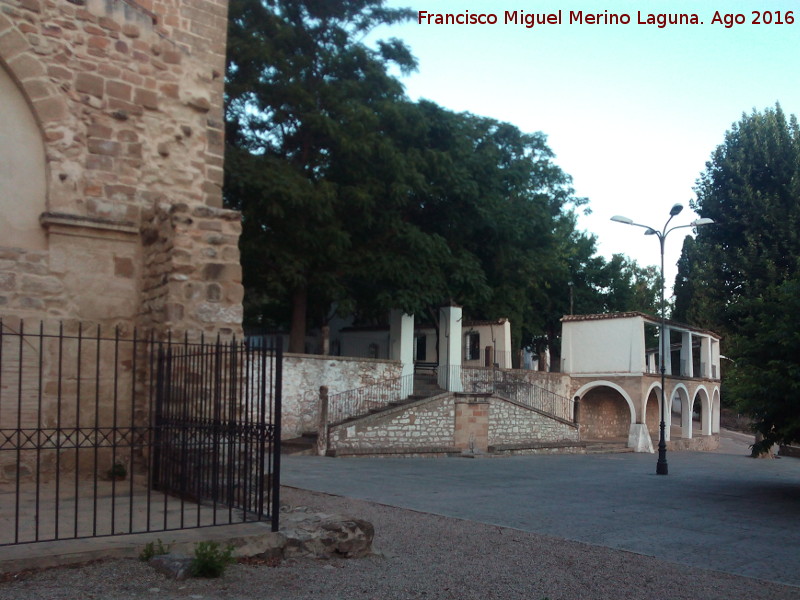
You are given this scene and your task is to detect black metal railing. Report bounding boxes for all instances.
[0,319,282,546]
[460,366,574,421]
[327,374,413,425]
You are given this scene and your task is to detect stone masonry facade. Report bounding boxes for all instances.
[489,396,578,447]
[0,0,240,335]
[326,393,579,457]
[283,354,401,439]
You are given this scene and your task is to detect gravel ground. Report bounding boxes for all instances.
[1,486,796,600]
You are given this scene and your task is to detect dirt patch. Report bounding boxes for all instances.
[720,407,755,433]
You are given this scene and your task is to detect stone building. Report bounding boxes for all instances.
[0,0,242,336]
[562,312,722,451]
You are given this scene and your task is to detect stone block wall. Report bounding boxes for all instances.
[454,398,489,452]
[0,0,238,334]
[508,370,572,399]
[282,354,401,438]
[489,397,579,446]
[139,202,243,335]
[328,395,457,456]
[578,387,631,440]
[327,392,580,457]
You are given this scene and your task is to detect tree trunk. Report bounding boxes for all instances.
[289,286,308,354]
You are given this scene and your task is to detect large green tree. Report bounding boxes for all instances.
[675,104,800,449]
[225,0,416,351]
[224,0,663,359]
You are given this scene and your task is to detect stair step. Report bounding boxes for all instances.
[282,433,318,455]
[584,443,632,454]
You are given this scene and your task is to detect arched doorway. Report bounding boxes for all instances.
[692,387,711,436]
[576,383,635,442]
[644,386,660,438]
[672,384,691,439]
[0,62,47,250]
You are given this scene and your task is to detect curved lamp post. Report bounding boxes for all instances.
[610,204,714,475]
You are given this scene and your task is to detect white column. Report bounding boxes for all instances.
[389,310,414,397]
[680,331,693,377]
[700,336,711,378]
[681,393,693,439]
[663,326,672,376]
[711,338,720,379]
[438,305,463,392]
[712,392,721,433]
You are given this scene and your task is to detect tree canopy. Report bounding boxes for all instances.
[674,104,800,450]
[224,0,660,357]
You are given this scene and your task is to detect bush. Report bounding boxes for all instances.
[190,541,236,578]
[139,539,170,562]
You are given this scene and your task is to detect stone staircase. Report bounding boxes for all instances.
[583,441,632,454]
[283,375,446,454]
[281,432,317,455]
[358,373,445,417]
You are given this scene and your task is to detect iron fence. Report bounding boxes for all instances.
[327,374,413,425]
[460,366,574,421]
[0,319,282,546]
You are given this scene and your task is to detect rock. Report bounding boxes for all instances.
[281,512,374,559]
[149,553,193,580]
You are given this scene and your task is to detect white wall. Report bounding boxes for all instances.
[562,316,646,374]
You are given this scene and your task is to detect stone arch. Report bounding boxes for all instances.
[711,387,721,434]
[643,381,662,437]
[671,383,692,439]
[0,17,67,249]
[0,14,68,131]
[574,380,635,441]
[692,385,712,436]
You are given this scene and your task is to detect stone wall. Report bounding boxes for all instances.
[327,392,580,457]
[579,387,631,440]
[139,202,243,335]
[489,397,579,446]
[328,395,457,456]
[645,392,659,435]
[512,370,573,399]
[282,354,401,438]
[0,0,238,334]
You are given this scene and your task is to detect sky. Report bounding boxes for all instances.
[369,0,800,295]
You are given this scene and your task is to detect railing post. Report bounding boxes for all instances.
[317,386,329,456]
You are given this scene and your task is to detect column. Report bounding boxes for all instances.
[700,336,711,378]
[438,304,463,392]
[389,310,414,397]
[680,331,693,377]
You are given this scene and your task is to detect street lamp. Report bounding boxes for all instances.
[610,204,714,475]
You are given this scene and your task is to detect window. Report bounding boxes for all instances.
[465,332,480,361]
[415,335,426,361]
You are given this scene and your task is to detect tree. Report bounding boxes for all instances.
[679,104,800,332]
[727,273,800,452]
[675,104,800,446]
[225,0,663,359]
[225,0,416,351]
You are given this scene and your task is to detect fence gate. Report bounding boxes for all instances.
[0,319,282,547]
[151,336,283,528]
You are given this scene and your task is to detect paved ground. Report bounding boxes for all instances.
[282,431,800,587]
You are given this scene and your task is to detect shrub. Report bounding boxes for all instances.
[190,541,236,578]
[139,539,170,562]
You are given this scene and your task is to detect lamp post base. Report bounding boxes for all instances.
[656,459,668,475]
